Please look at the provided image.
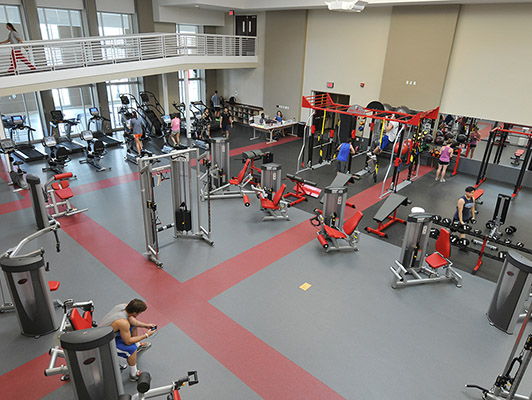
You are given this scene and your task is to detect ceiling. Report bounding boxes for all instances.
[154,0,532,11]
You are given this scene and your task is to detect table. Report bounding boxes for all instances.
[249,120,298,144]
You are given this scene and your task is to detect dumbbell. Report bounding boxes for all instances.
[429,228,440,239]
[498,251,507,261]
[516,242,525,249]
[473,229,483,236]
[486,220,495,229]
[431,215,442,224]
[504,238,512,245]
[450,234,460,245]
[505,226,517,235]
[451,221,461,232]
[458,238,470,249]
[441,218,452,227]
[461,224,472,233]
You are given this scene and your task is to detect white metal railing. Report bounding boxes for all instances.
[0,32,257,77]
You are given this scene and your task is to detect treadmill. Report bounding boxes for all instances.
[87,107,122,148]
[48,110,85,154]
[9,115,47,162]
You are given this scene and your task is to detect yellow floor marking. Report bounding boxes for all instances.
[299,282,312,291]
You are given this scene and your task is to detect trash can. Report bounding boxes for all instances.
[61,326,124,400]
[0,254,56,337]
[487,251,532,334]
[261,163,282,192]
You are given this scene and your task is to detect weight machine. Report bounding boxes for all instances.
[300,94,438,194]
[390,212,462,289]
[200,137,254,202]
[467,273,532,399]
[138,149,213,268]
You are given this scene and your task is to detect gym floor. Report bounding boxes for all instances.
[1,124,532,400]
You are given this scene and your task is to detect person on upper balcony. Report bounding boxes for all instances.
[1,23,35,72]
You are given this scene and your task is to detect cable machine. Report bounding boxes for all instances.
[138,148,214,268]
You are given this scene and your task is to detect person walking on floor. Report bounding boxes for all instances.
[1,23,35,72]
[435,138,454,182]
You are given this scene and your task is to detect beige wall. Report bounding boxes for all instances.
[380,5,459,111]
[215,12,266,107]
[263,10,307,120]
[440,4,532,125]
[301,8,392,120]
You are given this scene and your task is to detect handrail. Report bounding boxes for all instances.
[0,32,257,77]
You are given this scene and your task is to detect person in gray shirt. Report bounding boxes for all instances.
[0,23,35,72]
[129,111,145,155]
[211,90,221,119]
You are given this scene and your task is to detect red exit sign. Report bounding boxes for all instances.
[327,82,334,89]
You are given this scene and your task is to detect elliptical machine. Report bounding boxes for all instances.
[0,138,28,191]
[79,130,110,172]
[87,107,122,148]
[42,136,70,174]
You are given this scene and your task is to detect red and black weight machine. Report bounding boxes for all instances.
[310,186,363,252]
[283,173,320,207]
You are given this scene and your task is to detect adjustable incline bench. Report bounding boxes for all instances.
[284,174,321,207]
[365,193,410,238]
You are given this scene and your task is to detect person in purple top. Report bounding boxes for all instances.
[435,138,454,182]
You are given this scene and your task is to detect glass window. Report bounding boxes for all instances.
[0,5,23,36]
[178,69,203,104]
[0,92,44,141]
[106,78,140,129]
[38,7,84,40]
[98,12,134,36]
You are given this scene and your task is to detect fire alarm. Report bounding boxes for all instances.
[360,82,365,88]
[229,10,234,16]
[327,82,334,89]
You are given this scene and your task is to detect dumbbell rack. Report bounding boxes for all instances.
[431,218,532,275]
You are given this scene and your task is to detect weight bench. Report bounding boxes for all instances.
[284,174,320,207]
[365,193,410,238]
[511,149,526,166]
[45,172,88,218]
[472,188,484,213]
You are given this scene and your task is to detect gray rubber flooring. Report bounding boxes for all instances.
[1,126,532,399]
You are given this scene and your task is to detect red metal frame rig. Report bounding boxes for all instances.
[301,93,439,126]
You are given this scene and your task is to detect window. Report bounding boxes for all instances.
[37,8,84,40]
[97,12,134,36]
[178,69,203,104]
[0,92,44,141]
[0,5,24,38]
[106,78,140,129]
[51,86,95,131]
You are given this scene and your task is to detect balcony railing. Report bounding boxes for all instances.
[0,32,257,77]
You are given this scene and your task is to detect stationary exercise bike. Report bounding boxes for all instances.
[0,138,28,191]
[79,130,111,172]
[42,136,70,174]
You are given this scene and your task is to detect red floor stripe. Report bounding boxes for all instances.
[183,222,316,300]
[0,353,66,400]
[58,214,344,400]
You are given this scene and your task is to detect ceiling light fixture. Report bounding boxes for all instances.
[325,1,367,12]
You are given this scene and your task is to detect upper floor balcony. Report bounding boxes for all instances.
[0,32,258,96]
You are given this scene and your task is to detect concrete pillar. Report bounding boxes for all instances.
[184,73,191,138]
